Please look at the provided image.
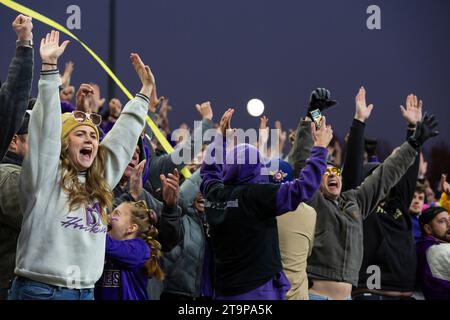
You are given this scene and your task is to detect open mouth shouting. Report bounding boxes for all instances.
[80,146,93,162]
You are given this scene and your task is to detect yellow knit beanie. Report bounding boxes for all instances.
[61,113,100,141]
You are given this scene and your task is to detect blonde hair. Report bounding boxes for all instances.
[60,136,113,224]
[127,201,165,280]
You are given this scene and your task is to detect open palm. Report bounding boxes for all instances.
[40,30,69,63]
[355,87,374,122]
[400,94,423,125]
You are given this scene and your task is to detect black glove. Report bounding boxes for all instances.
[308,88,338,113]
[408,113,439,148]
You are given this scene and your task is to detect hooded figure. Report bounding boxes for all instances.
[200,137,328,300]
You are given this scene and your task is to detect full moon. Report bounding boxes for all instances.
[247,99,265,117]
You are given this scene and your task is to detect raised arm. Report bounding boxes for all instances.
[200,108,233,197]
[352,113,439,219]
[342,87,374,191]
[287,119,314,177]
[276,117,331,215]
[20,31,69,197]
[100,53,153,188]
[159,168,183,252]
[170,101,214,169]
[288,88,338,177]
[388,94,424,210]
[0,15,34,160]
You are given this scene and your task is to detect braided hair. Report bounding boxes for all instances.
[127,201,165,280]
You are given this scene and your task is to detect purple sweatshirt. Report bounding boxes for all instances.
[416,235,450,300]
[95,235,150,300]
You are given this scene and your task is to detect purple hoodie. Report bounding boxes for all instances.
[416,235,450,300]
[200,135,327,297]
[201,135,327,215]
[95,235,150,300]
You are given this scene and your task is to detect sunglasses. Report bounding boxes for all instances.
[72,111,102,126]
[324,167,342,177]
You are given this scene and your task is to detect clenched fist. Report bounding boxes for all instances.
[12,14,33,41]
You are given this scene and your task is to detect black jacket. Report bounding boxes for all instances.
[0,47,33,160]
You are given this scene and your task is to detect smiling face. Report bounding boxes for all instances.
[319,165,342,200]
[67,125,99,171]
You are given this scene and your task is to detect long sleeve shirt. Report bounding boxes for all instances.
[0,47,33,160]
[199,135,327,296]
[16,71,148,289]
[95,235,150,300]
[289,119,417,286]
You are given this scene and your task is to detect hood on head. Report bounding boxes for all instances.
[222,144,268,185]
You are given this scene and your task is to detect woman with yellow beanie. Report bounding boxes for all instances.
[8,30,154,300]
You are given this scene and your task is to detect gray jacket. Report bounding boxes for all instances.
[162,168,209,297]
[161,208,207,297]
[0,47,33,160]
[288,119,417,286]
[0,163,22,289]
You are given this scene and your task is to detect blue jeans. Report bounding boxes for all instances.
[309,293,352,300]
[8,277,94,300]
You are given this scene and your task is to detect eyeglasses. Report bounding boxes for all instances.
[72,111,102,126]
[324,167,342,177]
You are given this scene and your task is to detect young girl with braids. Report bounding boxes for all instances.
[95,201,165,300]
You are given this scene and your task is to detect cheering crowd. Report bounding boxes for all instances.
[0,14,449,301]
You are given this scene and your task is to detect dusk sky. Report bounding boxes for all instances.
[1,0,449,161]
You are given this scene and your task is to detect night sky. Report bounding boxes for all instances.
[1,0,449,166]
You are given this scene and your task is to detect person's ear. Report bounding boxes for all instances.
[127,223,139,235]
[423,224,432,235]
[9,134,19,151]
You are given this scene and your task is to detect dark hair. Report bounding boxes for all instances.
[419,206,448,228]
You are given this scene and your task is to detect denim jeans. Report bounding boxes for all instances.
[309,293,352,300]
[8,277,94,300]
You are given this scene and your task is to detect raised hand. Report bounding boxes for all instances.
[90,83,106,112]
[258,116,269,148]
[40,31,70,64]
[129,160,146,201]
[12,14,33,41]
[109,98,123,119]
[408,113,439,147]
[275,120,287,143]
[312,116,333,148]
[218,108,235,136]
[148,85,163,113]
[130,53,155,98]
[400,94,423,126]
[196,101,213,120]
[60,61,74,88]
[355,87,374,123]
[308,88,338,113]
[60,85,75,102]
[76,83,95,112]
[160,169,180,208]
